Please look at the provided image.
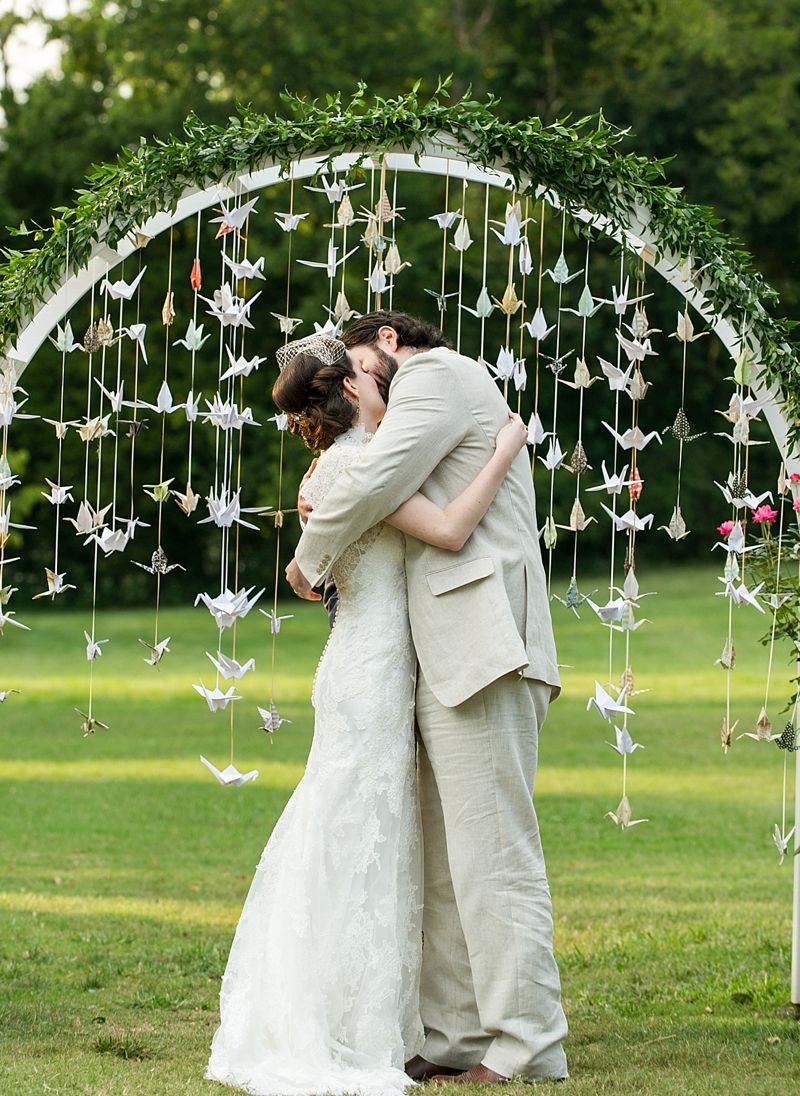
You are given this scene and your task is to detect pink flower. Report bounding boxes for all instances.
[717,520,735,536]
[752,504,778,524]
[790,473,800,482]
[793,498,800,512]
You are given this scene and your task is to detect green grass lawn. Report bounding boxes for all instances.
[1,563,798,1094]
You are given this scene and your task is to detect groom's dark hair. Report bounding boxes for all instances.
[342,310,450,352]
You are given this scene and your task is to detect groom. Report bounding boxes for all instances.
[286,310,569,1085]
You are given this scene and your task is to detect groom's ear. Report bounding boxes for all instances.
[377,325,400,352]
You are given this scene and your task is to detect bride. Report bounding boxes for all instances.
[204,334,528,1096]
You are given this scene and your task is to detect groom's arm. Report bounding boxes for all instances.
[293,355,468,587]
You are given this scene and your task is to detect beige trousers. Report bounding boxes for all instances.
[415,670,568,1081]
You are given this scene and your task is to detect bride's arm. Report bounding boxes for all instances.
[384,412,528,551]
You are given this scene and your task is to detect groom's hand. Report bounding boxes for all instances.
[285,558,322,601]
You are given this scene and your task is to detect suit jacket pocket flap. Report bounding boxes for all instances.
[426,556,495,596]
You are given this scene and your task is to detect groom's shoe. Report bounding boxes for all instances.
[405,1055,462,1082]
[431,1064,510,1086]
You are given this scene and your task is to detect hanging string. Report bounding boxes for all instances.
[152,228,175,647]
[544,211,569,596]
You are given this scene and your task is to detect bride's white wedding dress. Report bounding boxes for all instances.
[205,424,424,1096]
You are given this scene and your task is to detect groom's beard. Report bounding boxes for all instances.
[371,349,399,405]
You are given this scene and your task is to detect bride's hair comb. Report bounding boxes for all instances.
[275,334,347,373]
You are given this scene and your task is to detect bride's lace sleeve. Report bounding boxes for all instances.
[301,443,364,510]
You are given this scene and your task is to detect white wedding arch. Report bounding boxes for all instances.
[0,90,798,1007]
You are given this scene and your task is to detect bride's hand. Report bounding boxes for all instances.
[495,412,528,462]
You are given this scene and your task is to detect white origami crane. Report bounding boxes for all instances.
[209,196,259,237]
[64,500,111,535]
[538,437,567,471]
[119,515,150,540]
[714,480,773,511]
[0,393,36,428]
[173,319,212,352]
[715,577,766,611]
[313,317,344,338]
[586,461,633,495]
[305,175,364,203]
[523,307,555,342]
[585,596,628,623]
[518,235,533,275]
[259,608,294,634]
[222,253,266,281]
[600,505,654,533]
[369,264,387,295]
[84,630,109,660]
[77,414,115,442]
[562,284,604,319]
[122,323,148,364]
[206,651,256,679]
[32,568,76,600]
[490,201,530,246]
[0,689,20,702]
[0,502,36,538]
[184,390,202,423]
[711,520,758,555]
[453,217,473,252]
[545,251,581,284]
[327,291,360,324]
[269,413,289,431]
[587,682,635,721]
[559,357,600,390]
[0,469,20,491]
[192,680,241,712]
[489,346,517,382]
[513,358,527,392]
[139,636,171,666]
[429,210,461,229]
[0,608,30,633]
[201,394,260,432]
[136,381,184,415]
[607,726,645,755]
[526,413,546,446]
[671,310,708,343]
[195,586,266,629]
[48,321,82,354]
[602,422,663,451]
[274,211,309,232]
[200,755,259,787]
[298,240,359,279]
[271,312,303,335]
[94,379,125,413]
[100,266,147,300]
[598,357,634,393]
[41,479,74,506]
[197,485,271,531]
[772,824,796,865]
[599,278,652,315]
[201,284,262,329]
[616,330,657,363]
[220,347,266,380]
[84,526,131,556]
[461,286,495,319]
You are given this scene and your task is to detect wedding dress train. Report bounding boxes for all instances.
[205,425,423,1095]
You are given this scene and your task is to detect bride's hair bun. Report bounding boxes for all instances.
[272,351,358,452]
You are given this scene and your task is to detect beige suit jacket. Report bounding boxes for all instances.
[295,347,561,708]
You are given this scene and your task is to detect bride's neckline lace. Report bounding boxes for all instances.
[333,423,374,447]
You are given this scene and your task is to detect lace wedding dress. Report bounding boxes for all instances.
[205,424,424,1096]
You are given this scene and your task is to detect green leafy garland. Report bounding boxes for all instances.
[1,79,798,439]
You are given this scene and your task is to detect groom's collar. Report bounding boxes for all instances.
[388,346,453,397]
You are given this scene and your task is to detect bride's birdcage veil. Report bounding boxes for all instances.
[275,334,347,372]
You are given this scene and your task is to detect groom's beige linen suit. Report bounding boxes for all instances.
[295,346,568,1080]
